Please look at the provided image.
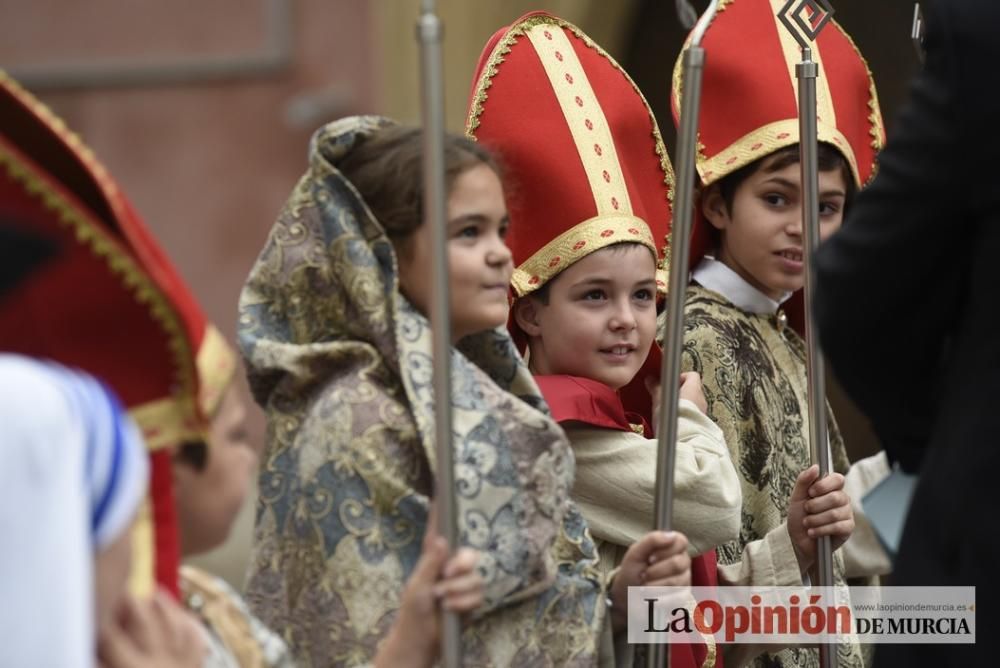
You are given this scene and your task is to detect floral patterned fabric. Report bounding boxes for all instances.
[237,116,606,667]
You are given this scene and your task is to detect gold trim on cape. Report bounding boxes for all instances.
[129,396,200,450]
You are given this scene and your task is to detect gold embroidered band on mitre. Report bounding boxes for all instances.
[697,118,860,187]
[511,215,659,296]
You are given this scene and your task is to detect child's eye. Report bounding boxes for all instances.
[457,225,480,239]
[633,288,654,301]
[763,193,788,207]
[498,222,510,239]
[819,201,841,216]
[581,289,606,301]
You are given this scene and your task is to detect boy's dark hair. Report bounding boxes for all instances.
[336,126,502,253]
[716,142,857,213]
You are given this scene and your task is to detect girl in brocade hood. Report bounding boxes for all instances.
[238,116,690,667]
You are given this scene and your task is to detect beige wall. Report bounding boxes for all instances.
[373,0,637,132]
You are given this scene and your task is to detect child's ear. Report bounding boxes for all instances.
[701,184,729,231]
[513,296,543,337]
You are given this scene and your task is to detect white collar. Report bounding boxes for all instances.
[691,257,792,315]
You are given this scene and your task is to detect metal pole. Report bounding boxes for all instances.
[797,45,838,668]
[416,1,460,666]
[650,5,718,666]
[777,1,837,664]
[912,4,927,63]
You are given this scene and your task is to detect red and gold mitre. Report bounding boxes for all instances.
[0,71,236,597]
[672,0,884,189]
[467,11,674,296]
[671,0,884,326]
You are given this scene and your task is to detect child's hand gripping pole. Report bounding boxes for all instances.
[650,3,720,667]
[777,2,839,665]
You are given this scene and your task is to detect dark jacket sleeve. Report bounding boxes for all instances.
[813,0,991,472]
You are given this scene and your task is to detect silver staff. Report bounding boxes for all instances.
[649,3,719,667]
[912,4,927,63]
[416,1,461,665]
[777,1,837,666]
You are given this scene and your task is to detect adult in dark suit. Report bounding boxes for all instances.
[814,1,995,664]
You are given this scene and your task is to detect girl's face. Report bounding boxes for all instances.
[703,155,847,300]
[399,163,514,341]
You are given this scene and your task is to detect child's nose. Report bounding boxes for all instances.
[609,300,637,330]
[487,237,513,266]
[786,215,804,236]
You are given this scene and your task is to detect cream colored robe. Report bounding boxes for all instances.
[568,399,806,667]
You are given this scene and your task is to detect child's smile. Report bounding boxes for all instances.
[516,244,657,390]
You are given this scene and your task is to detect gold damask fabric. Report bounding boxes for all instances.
[180,566,294,668]
[681,285,865,668]
[237,116,605,667]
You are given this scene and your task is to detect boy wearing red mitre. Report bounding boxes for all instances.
[670,1,893,666]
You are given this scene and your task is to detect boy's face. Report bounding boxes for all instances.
[173,384,257,557]
[399,163,514,341]
[703,154,847,300]
[516,244,657,390]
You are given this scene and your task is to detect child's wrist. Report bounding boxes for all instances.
[791,540,813,575]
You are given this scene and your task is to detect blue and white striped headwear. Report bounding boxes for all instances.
[0,354,148,666]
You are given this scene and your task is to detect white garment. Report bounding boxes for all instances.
[691,256,792,314]
[0,355,148,668]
